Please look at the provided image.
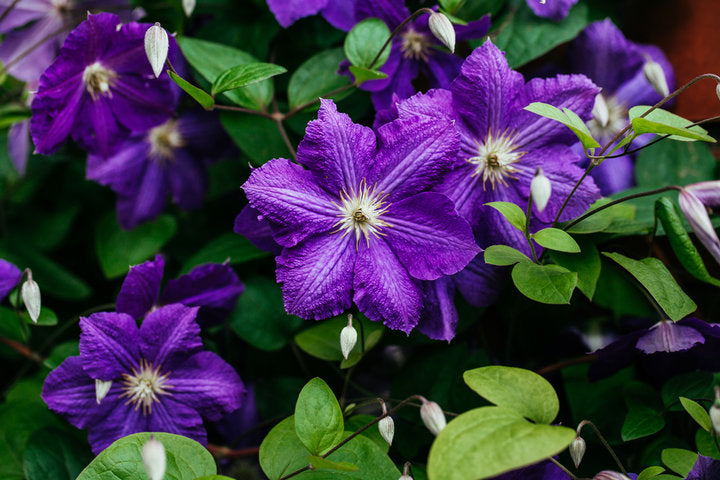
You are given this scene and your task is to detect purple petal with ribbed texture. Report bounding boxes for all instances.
[106,74,175,132]
[369,52,420,111]
[266,0,327,27]
[8,120,30,176]
[166,148,207,211]
[242,158,339,248]
[355,0,409,28]
[372,115,458,201]
[79,312,141,380]
[297,99,375,194]
[75,92,125,157]
[0,0,49,32]
[0,258,21,302]
[453,255,504,307]
[526,0,578,21]
[276,232,355,319]
[86,136,150,195]
[30,77,86,155]
[687,455,720,480]
[686,181,720,207]
[0,14,62,82]
[320,0,355,31]
[115,255,164,320]
[114,159,170,229]
[167,351,245,421]
[234,205,282,254]
[384,192,479,280]
[353,238,422,333]
[636,320,705,354]
[161,263,244,327]
[418,277,458,341]
[139,304,203,369]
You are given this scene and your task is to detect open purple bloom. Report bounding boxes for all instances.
[526,0,578,21]
[86,111,226,229]
[568,19,675,194]
[687,455,720,480]
[347,0,490,111]
[42,305,245,453]
[116,255,243,327]
[266,0,354,30]
[243,99,479,333]
[0,259,22,302]
[30,12,176,158]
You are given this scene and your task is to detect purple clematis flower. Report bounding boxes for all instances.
[568,19,675,194]
[687,455,720,480]
[42,304,245,454]
[242,99,479,333]
[348,0,490,111]
[234,205,283,255]
[86,111,227,229]
[526,0,578,21]
[30,12,176,158]
[266,0,355,30]
[0,259,22,302]
[116,255,244,328]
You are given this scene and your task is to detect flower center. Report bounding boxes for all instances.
[119,359,173,415]
[331,179,391,248]
[588,94,627,140]
[148,119,185,161]
[82,62,117,100]
[401,28,432,62]
[466,130,525,190]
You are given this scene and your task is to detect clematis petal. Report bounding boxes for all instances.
[8,120,30,176]
[276,232,355,319]
[0,258,22,302]
[0,15,62,83]
[453,255,505,307]
[417,277,458,342]
[243,158,339,248]
[139,304,203,368]
[166,351,245,421]
[79,312,141,380]
[384,192,480,280]
[114,160,170,229]
[369,54,420,111]
[685,181,720,207]
[298,99,376,194]
[108,74,176,132]
[166,149,207,211]
[0,0,48,32]
[635,320,705,354]
[86,137,151,196]
[353,238,422,333]
[526,0,578,21]
[266,0,328,27]
[75,93,126,157]
[320,0,355,31]
[355,0,409,28]
[116,255,164,320]
[425,53,463,91]
[686,454,720,480]
[615,44,674,106]
[145,397,207,446]
[30,78,86,155]
[234,205,282,254]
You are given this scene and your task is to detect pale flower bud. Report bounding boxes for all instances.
[592,93,609,128]
[593,471,631,480]
[530,167,551,213]
[428,12,455,54]
[142,435,166,480]
[678,188,720,266]
[378,399,394,446]
[144,23,169,78]
[182,0,196,17]
[643,59,669,98]
[716,83,720,103]
[95,379,112,404]
[710,386,720,435]
[21,269,40,324]
[419,396,446,436]
[569,435,586,468]
[340,315,357,360]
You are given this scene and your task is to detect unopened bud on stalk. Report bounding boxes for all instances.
[716,83,720,103]
[399,461,413,480]
[710,386,720,435]
[419,396,446,436]
[428,12,455,54]
[592,94,609,128]
[21,269,40,323]
[378,399,395,446]
[593,471,631,480]
[144,23,169,78]
[142,435,166,480]
[530,167,551,213]
[569,435,586,468]
[643,59,669,98]
[678,187,720,266]
[95,379,112,404]
[340,315,357,360]
[182,0,196,17]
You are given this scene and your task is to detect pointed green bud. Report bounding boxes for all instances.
[142,435,166,480]
[21,269,40,324]
[144,22,169,78]
[428,12,455,54]
[340,314,357,360]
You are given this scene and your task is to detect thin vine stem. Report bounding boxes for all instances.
[548,457,579,480]
[0,0,20,27]
[367,8,433,70]
[525,192,538,262]
[577,420,628,475]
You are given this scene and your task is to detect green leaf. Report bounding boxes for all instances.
[511,262,577,304]
[289,48,353,110]
[532,227,580,253]
[602,252,697,321]
[76,432,216,480]
[427,406,575,480]
[168,70,215,109]
[43,340,78,370]
[344,415,388,453]
[679,397,712,432]
[308,456,359,472]
[696,428,720,460]
[177,37,272,110]
[629,106,715,143]
[484,245,531,266]
[660,448,698,477]
[0,306,27,343]
[621,406,665,441]
[230,276,303,351]
[294,315,384,367]
[23,428,92,480]
[637,466,666,480]
[523,103,600,151]
[463,366,559,424]
[635,138,717,188]
[593,259,655,318]
[656,197,720,286]
[259,416,310,480]
[295,378,344,455]
[21,306,57,326]
[348,65,388,85]
[95,213,177,279]
[180,233,270,273]
[485,201,526,231]
[493,2,590,68]
[549,238,601,299]
[344,18,391,69]
[661,372,714,411]
[438,0,465,13]
[563,198,635,234]
[220,111,290,165]
[211,62,286,96]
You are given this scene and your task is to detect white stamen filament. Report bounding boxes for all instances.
[148,119,185,161]
[119,359,173,415]
[467,129,525,189]
[331,179,391,248]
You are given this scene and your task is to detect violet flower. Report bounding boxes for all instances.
[234,205,283,255]
[30,12,176,158]
[687,455,720,480]
[348,0,490,111]
[116,254,244,328]
[568,19,675,194]
[0,259,22,302]
[526,0,578,21]
[242,99,479,333]
[42,304,245,454]
[86,111,227,229]
[265,0,355,30]
[678,181,720,266]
